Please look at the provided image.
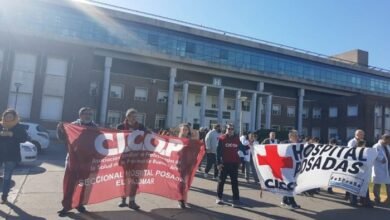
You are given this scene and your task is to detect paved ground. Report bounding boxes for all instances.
[1,141,390,220]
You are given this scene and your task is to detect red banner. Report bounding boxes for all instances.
[63,124,205,208]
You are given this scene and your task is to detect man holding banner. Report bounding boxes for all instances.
[57,107,98,217]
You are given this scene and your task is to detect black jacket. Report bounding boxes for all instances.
[0,123,28,162]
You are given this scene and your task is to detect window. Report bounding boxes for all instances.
[194,95,201,106]
[134,87,148,101]
[272,104,281,116]
[205,110,218,118]
[212,77,222,86]
[242,123,249,132]
[90,82,99,96]
[185,42,196,54]
[385,107,390,133]
[110,84,123,99]
[312,127,321,139]
[211,96,218,109]
[219,49,228,60]
[155,114,166,129]
[302,107,309,119]
[227,99,235,110]
[283,126,294,131]
[346,127,357,140]
[375,105,383,129]
[177,92,182,104]
[135,113,146,125]
[271,125,280,131]
[223,111,230,119]
[313,107,321,119]
[242,101,250,112]
[40,57,68,121]
[107,110,121,128]
[347,105,358,117]
[261,103,265,114]
[8,52,37,119]
[329,107,338,118]
[157,90,168,103]
[302,127,308,136]
[287,106,295,117]
[328,127,338,139]
[147,34,158,46]
[193,118,200,129]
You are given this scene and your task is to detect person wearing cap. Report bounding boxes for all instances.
[57,107,97,217]
[116,108,145,210]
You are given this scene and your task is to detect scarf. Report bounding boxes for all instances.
[0,117,20,130]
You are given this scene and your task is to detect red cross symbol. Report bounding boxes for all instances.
[257,145,293,180]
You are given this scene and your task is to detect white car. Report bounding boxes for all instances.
[20,141,38,163]
[0,142,36,177]
[20,122,50,152]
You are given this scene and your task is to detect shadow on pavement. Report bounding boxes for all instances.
[190,185,274,208]
[65,204,285,220]
[0,178,15,190]
[3,202,46,220]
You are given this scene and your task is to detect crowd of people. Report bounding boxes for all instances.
[0,107,389,217]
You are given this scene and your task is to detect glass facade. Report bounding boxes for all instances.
[2,2,390,95]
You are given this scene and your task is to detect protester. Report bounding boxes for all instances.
[57,107,98,216]
[356,140,373,208]
[281,130,301,209]
[117,108,145,210]
[204,124,221,179]
[372,134,390,205]
[242,132,260,183]
[176,123,194,209]
[216,124,242,208]
[0,109,28,204]
[346,129,365,206]
[261,131,279,144]
[239,132,249,174]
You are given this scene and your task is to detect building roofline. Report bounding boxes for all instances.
[56,0,390,78]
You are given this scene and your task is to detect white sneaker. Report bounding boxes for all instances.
[216,198,224,205]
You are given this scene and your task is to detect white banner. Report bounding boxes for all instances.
[253,143,378,197]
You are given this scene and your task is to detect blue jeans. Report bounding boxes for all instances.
[1,161,17,198]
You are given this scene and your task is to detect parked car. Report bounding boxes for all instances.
[20,141,38,163]
[20,122,50,152]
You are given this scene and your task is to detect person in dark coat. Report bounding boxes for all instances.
[0,109,28,203]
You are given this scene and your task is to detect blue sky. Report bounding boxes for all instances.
[95,0,390,70]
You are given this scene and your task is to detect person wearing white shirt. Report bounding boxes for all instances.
[261,132,279,144]
[372,134,390,205]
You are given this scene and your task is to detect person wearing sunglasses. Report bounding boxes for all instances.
[216,124,242,208]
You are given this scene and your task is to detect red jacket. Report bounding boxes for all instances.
[217,134,241,164]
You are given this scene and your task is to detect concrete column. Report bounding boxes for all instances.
[166,68,176,128]
[256,82,264,130]
[297,88,305,134]
[235,90,241,131]
[250,93,257,131]
[218,88,224,124]
[265,95,272,129]
[181,82,189,123]
[200,86,207,128]
[99,57,112,126]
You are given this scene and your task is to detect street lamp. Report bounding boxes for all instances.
[14,82,22,110]
[239,96,248,135]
